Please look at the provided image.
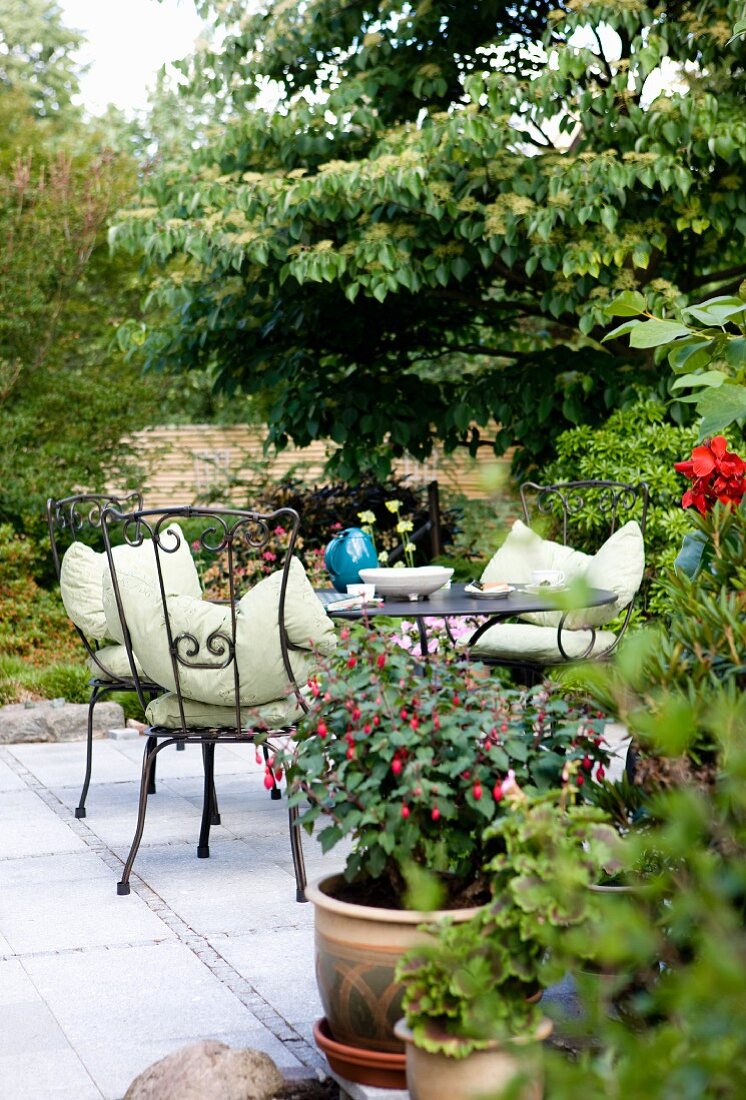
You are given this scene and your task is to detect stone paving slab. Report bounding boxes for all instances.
[0,790,88,859]
[0,756,27,791]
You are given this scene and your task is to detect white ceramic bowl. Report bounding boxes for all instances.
[359,566,453,601]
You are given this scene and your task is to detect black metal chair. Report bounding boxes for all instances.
[466,479,650,680]
[100,504,315,901]
[47,493,171,820]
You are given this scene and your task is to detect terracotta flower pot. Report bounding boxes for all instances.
[306,873,482,1056]
[394,1018,553,1100]
[312,1017,406,1089]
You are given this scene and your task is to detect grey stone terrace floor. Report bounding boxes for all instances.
[0,736,353,1100]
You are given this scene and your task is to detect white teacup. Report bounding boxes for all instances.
[530,569,565,588]
[347,583,376,600]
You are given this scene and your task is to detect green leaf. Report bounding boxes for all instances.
[604,291,646,317]
[601,319,640,343]
[695,383,746,437]
[724,338,746,369]
[629,319,692,348]
[670,370,727,391]
[674,531,708,580]
[668,339,716,374]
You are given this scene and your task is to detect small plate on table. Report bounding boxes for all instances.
[524,582,567,595]
[465,583,514,599]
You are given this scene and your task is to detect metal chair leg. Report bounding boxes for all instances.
[117,739,162,895]
[211,776,221,826]
[198,742,216,858]
[76,686,103,818]
[289,802,307,903]
[146,734,158,794]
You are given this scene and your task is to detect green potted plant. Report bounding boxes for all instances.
[393,787,619,1100]
[274,626,611,1084]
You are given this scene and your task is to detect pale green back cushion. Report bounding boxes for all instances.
[87,644,145,681]
[101,523,202,645]
[61,522,201,642]
[480,519,644,630]
[481,520,590,586]
[108,556,336,707]
[481,520,590,627]
[60,542,108,638]
[576,520,645,627]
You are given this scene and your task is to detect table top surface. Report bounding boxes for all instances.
[320,581,617,619]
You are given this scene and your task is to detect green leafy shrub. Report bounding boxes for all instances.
[0,655,88,705]
[543,639,746,1099]
[540,395,699,616]
[0,524,77,663]
[32,663,90,704]
[397,790,618,1055]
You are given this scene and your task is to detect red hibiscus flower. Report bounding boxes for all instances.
[674,437,746,513]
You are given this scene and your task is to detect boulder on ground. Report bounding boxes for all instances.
[124,1040,285,1100]
[0,700,125,744]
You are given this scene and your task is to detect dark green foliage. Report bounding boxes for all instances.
[116,1,746,478]
[0,524,77,662]
[201,468,458,582]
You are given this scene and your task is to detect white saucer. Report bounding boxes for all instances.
[524,583,567,595]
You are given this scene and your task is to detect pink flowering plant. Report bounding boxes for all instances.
[279,626,611,908]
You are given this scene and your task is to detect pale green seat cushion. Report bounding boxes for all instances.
[466,623,618,664]
[105,556,336,708]
[60,523,201,642]
[481,519,644,629]
[146,691,304,730]
[87,644,145,681]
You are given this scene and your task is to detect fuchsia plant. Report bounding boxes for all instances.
[276,625,611,908]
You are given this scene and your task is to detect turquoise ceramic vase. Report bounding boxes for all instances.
[324,527,379,592]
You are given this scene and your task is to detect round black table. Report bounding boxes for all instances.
[322,582,617,656]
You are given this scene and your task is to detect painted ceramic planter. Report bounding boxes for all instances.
[394,1018,552,1100]
[306,874,481,1056]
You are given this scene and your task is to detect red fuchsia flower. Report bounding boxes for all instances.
[674,436,746,514]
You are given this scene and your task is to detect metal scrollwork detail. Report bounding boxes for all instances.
[173,630,235,670]
[234,516,271,551]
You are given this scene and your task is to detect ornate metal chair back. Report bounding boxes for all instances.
[519,479,649,548]
[46,492,143,674]
[100,504,306,733]
[519,478,649,645]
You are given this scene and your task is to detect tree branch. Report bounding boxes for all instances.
[689,265,746,291]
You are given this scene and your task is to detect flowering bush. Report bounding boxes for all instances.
[674,436,746,514]
[278,626,610,907]
[390,615,484,656]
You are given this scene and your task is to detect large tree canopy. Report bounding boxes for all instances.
[114,0,746,478]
